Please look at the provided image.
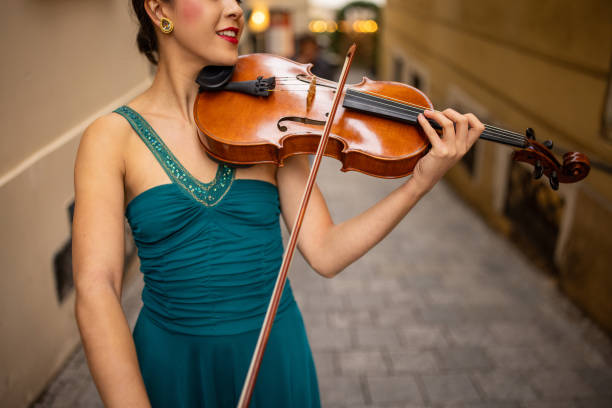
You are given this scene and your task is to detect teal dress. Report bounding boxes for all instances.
[114,106,320,408]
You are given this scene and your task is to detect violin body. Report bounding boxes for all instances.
[194,53,590,187]
[194,53,433,178]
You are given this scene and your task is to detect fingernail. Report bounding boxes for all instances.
[418,113,423,119]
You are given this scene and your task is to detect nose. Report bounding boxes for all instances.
[225,0,244,20]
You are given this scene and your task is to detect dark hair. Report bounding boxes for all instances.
[297,34,318,50]
[132,0,171,65]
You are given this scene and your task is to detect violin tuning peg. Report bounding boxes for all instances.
[543,140,554,149]
[549,171,559,190]
[533,160,543,179]
[526,127,536,140]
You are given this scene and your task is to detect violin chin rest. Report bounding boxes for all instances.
[196,65,235,91]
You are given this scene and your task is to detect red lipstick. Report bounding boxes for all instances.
[216,27,239,44]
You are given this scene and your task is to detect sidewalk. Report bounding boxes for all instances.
[33,158,612,407]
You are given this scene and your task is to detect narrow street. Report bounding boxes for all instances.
[291,160,612,408]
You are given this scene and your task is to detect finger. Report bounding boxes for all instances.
[443,108,469,151]
[423,109,455,145]
[417,113,444,151]
[465,113,486,146]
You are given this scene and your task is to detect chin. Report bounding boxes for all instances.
[221,53,239,66]
[204,51,239,67]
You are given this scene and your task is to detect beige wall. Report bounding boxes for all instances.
[0,1,151,406]
[381,0,612,333]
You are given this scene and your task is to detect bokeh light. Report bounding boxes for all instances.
[248,6,270,33]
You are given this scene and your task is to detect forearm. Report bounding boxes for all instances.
[313,177,427,277]
[75,284,151,408]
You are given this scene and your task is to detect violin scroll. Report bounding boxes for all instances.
[561,151,591,182]
[511,131,590,190]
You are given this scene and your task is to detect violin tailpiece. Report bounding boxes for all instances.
[222,76,276,97]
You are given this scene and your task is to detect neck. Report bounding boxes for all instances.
[143,49,212,124]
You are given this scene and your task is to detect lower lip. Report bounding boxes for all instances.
[217,34,238,44]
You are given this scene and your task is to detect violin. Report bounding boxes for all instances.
[192,45,590,408]
[194,52,590,190]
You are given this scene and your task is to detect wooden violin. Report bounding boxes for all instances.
[194,53,590,190]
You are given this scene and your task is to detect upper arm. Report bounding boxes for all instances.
[276,155,334,272]
[72,114,128,298]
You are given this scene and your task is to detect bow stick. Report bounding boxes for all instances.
[236,43,357,408]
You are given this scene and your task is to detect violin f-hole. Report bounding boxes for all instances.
[277,116,327,132]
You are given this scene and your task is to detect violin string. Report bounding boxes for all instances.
[260,76,527,144]
[267,82,527,146]
[270,86,526,146]
[346,89,527,140]
[363,95,528,143]
[273,81,524,139]
[281,78,529,142]
[271,84,526,146]
[348,95,526,147]
[333,88,526,146]
[347,90,527,145]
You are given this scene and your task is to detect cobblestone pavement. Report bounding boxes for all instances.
[33,159,612,407]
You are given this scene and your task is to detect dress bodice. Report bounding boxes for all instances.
[115,105,295,335]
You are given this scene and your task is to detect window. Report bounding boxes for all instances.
[604,74,612,141]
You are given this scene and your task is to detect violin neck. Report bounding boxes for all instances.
[343,89,527,148]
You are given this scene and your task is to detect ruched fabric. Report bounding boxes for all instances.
[114,106,321,408]
[125,180,296,336]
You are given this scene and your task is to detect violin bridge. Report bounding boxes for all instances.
[306,77,316,111]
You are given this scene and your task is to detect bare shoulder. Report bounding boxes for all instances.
[79,112,131,157]
[74,111,135,210]
[75,112,134,176]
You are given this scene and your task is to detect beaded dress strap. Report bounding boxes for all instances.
[113,105,235,207]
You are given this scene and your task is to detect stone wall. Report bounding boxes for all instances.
[380,0,612,334]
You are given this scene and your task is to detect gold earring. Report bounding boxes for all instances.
[160,17,174,34]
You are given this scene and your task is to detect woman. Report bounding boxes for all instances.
[72,0,485,407]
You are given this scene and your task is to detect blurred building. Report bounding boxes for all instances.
[380,0,612,333]
[243,0,310,55]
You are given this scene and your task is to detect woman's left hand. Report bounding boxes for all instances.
[410,108,485,194]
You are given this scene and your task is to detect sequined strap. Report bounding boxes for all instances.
[113,105,235,207]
